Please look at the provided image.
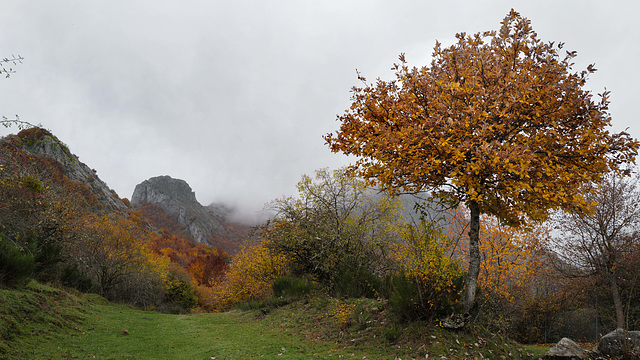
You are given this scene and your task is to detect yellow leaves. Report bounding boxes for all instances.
[203,244,288,311]
[396,221,465,297]
[331,300,357,328]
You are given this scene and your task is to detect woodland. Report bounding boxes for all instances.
[2,9,640,359]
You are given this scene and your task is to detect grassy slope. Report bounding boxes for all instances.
[1,282,549,359]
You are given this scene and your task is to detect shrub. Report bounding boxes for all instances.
[331,262,382,298]
[0,234,35,288]
[60,264,94,292]
[21,176,43,193]
[205,244,287,311]
[272,276,316,299]
[386,221,466,321]
[163,265,198,313]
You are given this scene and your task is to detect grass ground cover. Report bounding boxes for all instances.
[1,282,550,359]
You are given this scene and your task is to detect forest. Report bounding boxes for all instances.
[2,9,640,359]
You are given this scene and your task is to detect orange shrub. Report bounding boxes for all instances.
[200,244,287,311]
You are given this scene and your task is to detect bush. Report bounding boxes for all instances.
[21,176,43,193]
[272,276,316,299]
[60,264,94,292]
[208,244,287,311]
[385,221,465,321]
[385,270,464,322]
[0,234,35,288]
[331,263,382,298]
[163,265,198,313]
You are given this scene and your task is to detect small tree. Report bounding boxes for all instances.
[325,9,638,314]
[554,171,640,330]
[259,168,402,293]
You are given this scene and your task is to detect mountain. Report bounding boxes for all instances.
[6,127,129,213]
[131,175,247,252]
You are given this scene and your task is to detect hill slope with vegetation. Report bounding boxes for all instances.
[1,281,545,359]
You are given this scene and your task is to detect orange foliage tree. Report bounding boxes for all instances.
[68,212,168,302]
[325,9,639,313]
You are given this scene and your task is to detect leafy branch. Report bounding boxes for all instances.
[1,55,24,78]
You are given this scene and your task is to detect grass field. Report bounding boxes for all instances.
[1,281,549,359]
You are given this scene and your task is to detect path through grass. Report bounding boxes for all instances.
[10,303,380,359]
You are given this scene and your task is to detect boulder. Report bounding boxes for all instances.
[597,328,640,357]
[543,338,587,360]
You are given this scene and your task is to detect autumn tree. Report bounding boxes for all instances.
[325,10,639,314]
[554,171,640,330]
[68,213,167,301]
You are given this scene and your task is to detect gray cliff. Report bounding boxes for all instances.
[131,176,227,245]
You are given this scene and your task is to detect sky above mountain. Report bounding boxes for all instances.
[1,1,638,222]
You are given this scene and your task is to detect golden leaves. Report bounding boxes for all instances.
[325,10,639,226]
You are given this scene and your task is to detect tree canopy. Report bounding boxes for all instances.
[325,9,639,314]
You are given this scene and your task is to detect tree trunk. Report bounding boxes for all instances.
[463,200,481,314]
[608,269,625,330]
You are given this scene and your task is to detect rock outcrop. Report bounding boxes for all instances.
[543,338,587,359]
[19,128,129,213]
[131,175,227,245]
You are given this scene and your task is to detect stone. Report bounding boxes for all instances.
[543,338,587,360]
[440,313,467,330]
[597,328,640,357]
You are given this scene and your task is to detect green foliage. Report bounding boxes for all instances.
[235,296,289,312]
[385,272,420,321]
[60,263,94,292]
[272,276,316,299]
[0,233,35,288]
[260,168,403,292]
[385,270,463,321]
[331,262,382,298]
[382,322,403,343]
[164,267,198,313]
[165,280,197,313]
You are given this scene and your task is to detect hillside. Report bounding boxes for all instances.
[0,281,545,359]
[0,127,245,309]
[1,127,129,213]
[1,127,247,252]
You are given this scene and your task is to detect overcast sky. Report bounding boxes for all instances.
[1,1,638,221]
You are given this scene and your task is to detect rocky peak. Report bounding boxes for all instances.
[131,176,227,245]
[131,175,197,205]
[17,127,129,213]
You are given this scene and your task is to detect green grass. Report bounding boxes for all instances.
[523,345,552,358]
[1,282,545,359]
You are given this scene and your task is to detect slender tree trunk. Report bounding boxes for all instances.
[608,269,625,330]
[463,200,481,314]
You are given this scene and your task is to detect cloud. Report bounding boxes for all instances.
[1,0,638,216]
